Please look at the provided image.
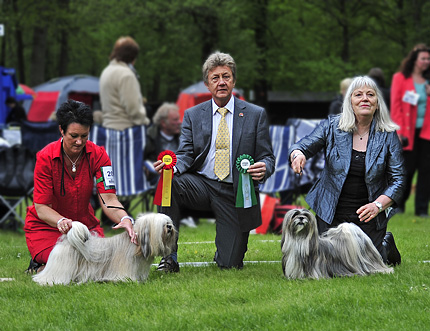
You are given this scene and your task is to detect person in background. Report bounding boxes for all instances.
[290,76,405,266]
[328,78,352,115]
[153,51,275,272]
[368,67,391,110]
[99,36,150,130]
[24,100,137,273]
[145,102,181,163]
[145,102,196,228]
[391,43,430,217]
[5,96,27,125]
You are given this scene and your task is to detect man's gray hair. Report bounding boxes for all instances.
[153,102,179,126]
[202,51,236,84]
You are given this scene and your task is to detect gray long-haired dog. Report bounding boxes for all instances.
[33,213,177,285]
[281,209,393,279]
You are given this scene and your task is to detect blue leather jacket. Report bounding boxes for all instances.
[288,115,406,230]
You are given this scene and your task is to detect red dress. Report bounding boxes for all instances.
[24,138,116,263]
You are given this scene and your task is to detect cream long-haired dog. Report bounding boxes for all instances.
[33,213,177,285]
[281,209,393,279]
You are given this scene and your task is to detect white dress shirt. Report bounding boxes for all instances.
[198,96,235,183]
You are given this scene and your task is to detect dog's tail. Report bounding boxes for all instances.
[66,221,92,261]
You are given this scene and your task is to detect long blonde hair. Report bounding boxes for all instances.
[338,76,399,132]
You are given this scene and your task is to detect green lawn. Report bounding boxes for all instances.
[0,195,429,330]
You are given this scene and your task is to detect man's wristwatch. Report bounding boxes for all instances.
[373,201,383,213]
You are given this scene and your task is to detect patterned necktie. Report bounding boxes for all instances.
[214,107,230,180]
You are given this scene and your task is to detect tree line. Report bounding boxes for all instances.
[1,0,430,107]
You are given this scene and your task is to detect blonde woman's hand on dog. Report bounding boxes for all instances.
[290,150,306,175]
[113,219,138,245]
[357,196,392,223]
[357,203,380,222]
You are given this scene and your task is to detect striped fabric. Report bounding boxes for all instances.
[260,120,325,194]
[259,125,295,193]
[89,125,150,197]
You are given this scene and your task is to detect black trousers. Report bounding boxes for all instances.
[316,214,387,261]
[160,173,249,268]
[401,129,430,215]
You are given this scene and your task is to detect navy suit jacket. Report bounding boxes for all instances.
[175,97,275,231]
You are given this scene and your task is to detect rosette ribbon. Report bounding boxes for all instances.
[154,150,177,207]
[235,154,257,208]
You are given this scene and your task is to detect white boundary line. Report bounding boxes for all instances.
[152,261,280,268]
[181,239,280,245]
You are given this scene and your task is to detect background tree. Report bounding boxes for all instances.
[1,0,430,107]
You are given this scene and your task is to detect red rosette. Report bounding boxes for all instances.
[157,150,177,170]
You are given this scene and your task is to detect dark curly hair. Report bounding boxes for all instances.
[399,43,430,79]
[56,99,93,133]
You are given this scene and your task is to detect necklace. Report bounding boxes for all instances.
[63,149,83,173]
[357,130,369,140]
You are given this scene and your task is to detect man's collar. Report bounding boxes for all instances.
[211,96,235,115]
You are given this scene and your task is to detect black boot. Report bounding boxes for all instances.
[382,232,401,266]
[25,259,42,274]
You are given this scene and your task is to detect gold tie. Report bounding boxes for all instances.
[214,107,230,180]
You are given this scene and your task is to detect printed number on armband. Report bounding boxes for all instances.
[101,166,116,189]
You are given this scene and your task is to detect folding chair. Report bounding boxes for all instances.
[0,145,35,229]
[0,188,33,229]
[20,120,60,155]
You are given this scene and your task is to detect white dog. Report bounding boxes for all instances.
[281,209,393,279]
[33,213,177,285]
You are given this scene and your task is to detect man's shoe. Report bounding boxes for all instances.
[156,256,180,273]
[383,232,401,266]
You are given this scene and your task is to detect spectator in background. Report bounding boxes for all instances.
[391,43,430,217]
[145,102,181,163]
[368,67,391,110]
[100,36,150,130]
[144,102,196,228]
[328,78,352,115]
[5,97,27,125]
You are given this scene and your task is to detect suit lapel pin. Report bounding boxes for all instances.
[239,112,244,117]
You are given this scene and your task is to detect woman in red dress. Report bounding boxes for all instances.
[24,100,138,272]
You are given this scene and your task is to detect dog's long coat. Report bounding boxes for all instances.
[281,209,393,279]
[33,213,176,285]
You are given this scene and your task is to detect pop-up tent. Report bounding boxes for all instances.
[0,67,33,125]
[176,81,245,119]
[23,75,100,122]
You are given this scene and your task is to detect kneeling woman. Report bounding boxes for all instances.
[24,100,137,272]
[289,76,405,266]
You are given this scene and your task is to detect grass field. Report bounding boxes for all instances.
[0,195,429,330]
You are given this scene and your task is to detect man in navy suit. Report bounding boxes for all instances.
[154,52,275,271]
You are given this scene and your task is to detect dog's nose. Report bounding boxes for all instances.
[166,224,172,232]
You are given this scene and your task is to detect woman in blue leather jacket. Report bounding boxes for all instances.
[289,76,406,266]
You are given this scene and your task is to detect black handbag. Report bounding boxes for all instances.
[0,145,35,196]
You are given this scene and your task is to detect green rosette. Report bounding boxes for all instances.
[235,154,257,208]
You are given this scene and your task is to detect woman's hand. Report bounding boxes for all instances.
[57,217,73,234]
[357,203,380,222]
[290,150,306,175]
[247,162,266,181]
[113,219,138,245]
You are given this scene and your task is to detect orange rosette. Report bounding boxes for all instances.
[154,151,177,207]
